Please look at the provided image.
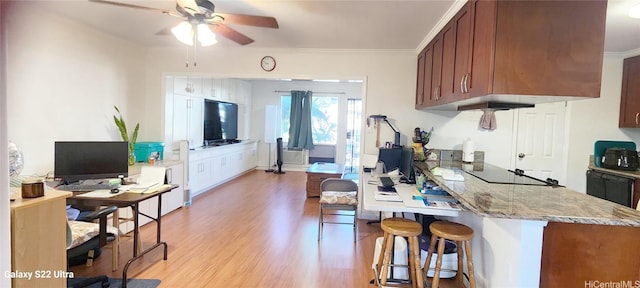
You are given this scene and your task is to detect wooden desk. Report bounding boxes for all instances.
[10,189,72,288]
[67,185,177,288]
[306,163,345,197]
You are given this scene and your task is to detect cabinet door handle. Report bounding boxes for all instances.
[460,76,465,93]
[636,112,639,125]
[464,73,469,93]
[167,167,173,184]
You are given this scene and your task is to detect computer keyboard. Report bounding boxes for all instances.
[379,176,395,188]
[56,183,116,192]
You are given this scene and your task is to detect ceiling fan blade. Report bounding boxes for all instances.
[88,0,181,17]
[213,13,279,28]
[211,23,254,45]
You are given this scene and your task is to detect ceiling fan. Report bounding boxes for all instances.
[88,0,279,46]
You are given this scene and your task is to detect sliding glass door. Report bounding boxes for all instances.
[345,98,362,173]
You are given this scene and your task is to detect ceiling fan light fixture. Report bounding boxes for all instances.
[171,21,194,46]
[197,24,217,46]
[630,3,640,19]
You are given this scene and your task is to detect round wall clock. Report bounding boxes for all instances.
[261,56,276,72]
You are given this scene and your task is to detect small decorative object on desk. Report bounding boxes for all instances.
[21,177,44,198]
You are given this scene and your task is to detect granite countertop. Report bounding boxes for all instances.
[415,161,640,227]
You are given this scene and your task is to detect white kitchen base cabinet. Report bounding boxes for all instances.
[188,140,258,198]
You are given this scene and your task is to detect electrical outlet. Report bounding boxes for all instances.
[440,150,454,161]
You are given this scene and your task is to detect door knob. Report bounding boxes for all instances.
[518,153,525,159]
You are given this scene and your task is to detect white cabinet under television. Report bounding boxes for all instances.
[188,141,258,197]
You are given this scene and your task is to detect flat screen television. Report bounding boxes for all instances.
[204,99,238,144]
[54,141,129,184]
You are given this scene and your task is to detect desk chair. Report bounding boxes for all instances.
[318,178,359,242]
[67,206,120,272]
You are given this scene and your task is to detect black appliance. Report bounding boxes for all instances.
[586,170,633,207]
[601,147,639,171]
[463,165,559,186]
[274,137,285,174]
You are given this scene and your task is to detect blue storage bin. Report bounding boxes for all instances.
[134,142,164,163]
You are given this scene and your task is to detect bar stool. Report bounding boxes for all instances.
[375,217,424,288]
[424,221,476,288]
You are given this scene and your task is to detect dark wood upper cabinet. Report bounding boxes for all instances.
[416,0,607,109]
[440,23,456,103]
[450,3,473,103]
[619,55,640,128]
[415,49,426,108]
[431,33,444,104]
[415,44,436,109]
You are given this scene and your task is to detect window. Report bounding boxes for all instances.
[281,95,339,145]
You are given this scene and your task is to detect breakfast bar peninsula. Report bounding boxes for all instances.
[414,161,640,287]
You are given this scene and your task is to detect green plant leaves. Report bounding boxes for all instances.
[113,105,139,149]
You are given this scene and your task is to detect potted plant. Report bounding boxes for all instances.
[113,106,139,165]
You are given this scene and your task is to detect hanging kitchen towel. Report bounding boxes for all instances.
[479,109,497,131]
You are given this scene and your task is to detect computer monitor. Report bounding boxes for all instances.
[54,141,129,184]
[400,146,416,184]
[378,147,402,173]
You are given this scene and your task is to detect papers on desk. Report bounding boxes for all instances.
[75,189,121,198]
[374,186,402,202]
[125,166,166,193]
[124,184,173,194]
[393,186,462,210]
[375,192,402,202]
[422,195,462,210]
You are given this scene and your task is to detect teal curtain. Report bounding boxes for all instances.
[288,90,314,150]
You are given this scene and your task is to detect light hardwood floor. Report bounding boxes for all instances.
[71,170,458,287]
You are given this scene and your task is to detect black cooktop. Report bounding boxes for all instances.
[463,165,558,186]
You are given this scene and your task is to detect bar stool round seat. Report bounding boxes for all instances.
[375,217,424,288]
[424,221,476,288]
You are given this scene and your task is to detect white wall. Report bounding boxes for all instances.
[6,3,147,175]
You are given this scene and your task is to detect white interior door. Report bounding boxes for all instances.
[514,102,566,184]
